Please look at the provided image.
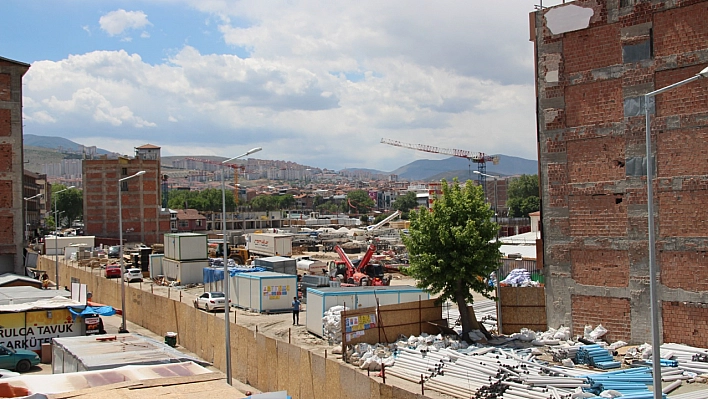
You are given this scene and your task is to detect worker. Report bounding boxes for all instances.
[292,296,301,326]
[41,273,50,290]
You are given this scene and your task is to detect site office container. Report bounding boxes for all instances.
[228,271,297,313]
[162,258,208,285]
[253,256,297,275]
[305,285,429,337]
[247,233,293,257]
[163,233,207,261]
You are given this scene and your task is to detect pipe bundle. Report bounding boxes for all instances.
[575,344,621,369]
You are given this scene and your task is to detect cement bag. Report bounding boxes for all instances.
[589,324,608,340]
[583,325,594,340]
[599,390,622,398]
[554,326,571,341]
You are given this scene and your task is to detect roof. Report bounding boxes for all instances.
[0,55,30,67]
[0,288,72,307]
[0,273,42,287]
[135,143,161,149]
[528,211,541,216]
[498,230,540,245]
[176,209,206,220]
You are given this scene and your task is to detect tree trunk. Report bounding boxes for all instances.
[455,280,493,342]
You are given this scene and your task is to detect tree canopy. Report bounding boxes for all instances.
[392,191,418,219]
[167,188,236,212]
[402,178,501,341]
[346,190,375,214]
[52,185,83,228]
[506,174,540,217]
[249,194,295,211]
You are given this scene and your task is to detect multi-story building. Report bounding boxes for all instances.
[0,56,30,273]
[83,144,171,245]
[533,0,708,345]
[23,171,49,239]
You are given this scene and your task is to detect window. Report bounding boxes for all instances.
[121,181,128,192]
[196,220,202,227]
[179,221,189,228]
[121,168,128,176]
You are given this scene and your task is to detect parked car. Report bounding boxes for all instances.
[0,345,40,372]
[194,292,229,312]
[107,245,121,258]
[105,265,121,279]
[123,268,143,283]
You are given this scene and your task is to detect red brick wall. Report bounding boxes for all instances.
[547,163,568,208]
[0,215,13,243]
[662,302,708,347]
[658,127,708,178]
[0,73,10,101]
[660,251,708,292]
[653,2,708,58]
[0,109,10,136]
[567,136,626,183]
[571,248,629,287]
[572,295,631,343]
[569,194,627,236]
[655,65,708,117]
[0,144,12,172]
[658,189,708,237]
[565,80,623,126]
[563,24,621,74]
[0,181,11,208]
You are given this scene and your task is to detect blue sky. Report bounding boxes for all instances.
[1,0,555,171]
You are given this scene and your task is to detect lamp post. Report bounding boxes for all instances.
[644,65,708,399]
[474,170,502,334]
[53,186,75,290]
[118,171,145,333]
[222,147,261,385]
[23,193,43,246]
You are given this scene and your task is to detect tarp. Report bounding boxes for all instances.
[202,266,267,284]
[68,305,116,318]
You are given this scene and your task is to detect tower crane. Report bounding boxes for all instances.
[380,138,499,192]
[185,157,246,204]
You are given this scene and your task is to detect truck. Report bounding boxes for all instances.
[247,233,293,258]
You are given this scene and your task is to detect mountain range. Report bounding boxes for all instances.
[23,134,538,181]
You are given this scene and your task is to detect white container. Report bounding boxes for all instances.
[228,271,297,313]
[305,285,428,338]
[253,256,297,275]
[43,236,96,256]
[149,254,164,278]
[164,233,207,261]
[295,256,328,275]
[161,258,208,285]
[247,233,293,257]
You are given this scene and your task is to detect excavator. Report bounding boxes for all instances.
[329,244,391,286]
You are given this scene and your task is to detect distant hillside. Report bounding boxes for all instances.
[23,134,112,155]
[391,155,538,181]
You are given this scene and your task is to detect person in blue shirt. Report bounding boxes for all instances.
[292,296,301,325]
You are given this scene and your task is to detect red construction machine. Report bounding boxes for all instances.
[329,244,391,286]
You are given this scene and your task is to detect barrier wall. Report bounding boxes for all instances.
[499,286,547,334]
[38,256,427,399]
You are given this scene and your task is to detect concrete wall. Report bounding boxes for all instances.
[534,0,708,344]
[41,256,427,399]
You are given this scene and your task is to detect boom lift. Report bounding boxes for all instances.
[330,244,391,286]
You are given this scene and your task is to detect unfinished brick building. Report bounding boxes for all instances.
[83,144,171,245]
[0,56,30,274]
[533,0,708,345]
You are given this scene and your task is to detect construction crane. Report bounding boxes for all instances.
[185,157,245,204]
[380,138,499,192]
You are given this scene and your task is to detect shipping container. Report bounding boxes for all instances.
[305,285,428,338]
[253,256,297,275]
[149,254,164,278]
[247,233,293,257]
[228,271,297,313]
[163,233,207,261]
[162,258,208,285]
[295,256,328,275]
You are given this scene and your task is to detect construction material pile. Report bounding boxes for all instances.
[500,268,540,287]
[322,305,348,344]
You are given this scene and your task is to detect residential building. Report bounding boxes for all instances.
[23,171,49,239]
[0,56,29,274]
[533,0,708,345]
[175,209,207,232]
[83,144,171,245]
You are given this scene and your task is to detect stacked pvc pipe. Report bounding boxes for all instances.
[660,343,708,375]
[575,344,621,369]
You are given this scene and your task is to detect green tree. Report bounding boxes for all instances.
[276,194,295,210]
[346,190,375,214]
[402,179,501,341]
[392,191,418,213]
[52,185,83,228]
[506,174,540,217]
[167,188,236,212]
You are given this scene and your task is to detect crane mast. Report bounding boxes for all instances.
[380,138,499,191]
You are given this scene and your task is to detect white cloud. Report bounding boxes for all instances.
[22,1,541,171]
[99,9,152,37]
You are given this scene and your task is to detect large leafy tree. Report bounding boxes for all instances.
[346,190,375,214]
[52,185,83,228]
[506,174,540,217]
[167,189,236,212]
[402,179,501,341]
[392,191,418,219]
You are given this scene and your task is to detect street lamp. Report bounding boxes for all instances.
[23,193,43,245]
[53,186,75,290]
[221,147,261,385]
[644,65,708,399]
[474,170,503,334]
[118,171,146,333]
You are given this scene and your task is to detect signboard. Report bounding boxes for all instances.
[0,309,82,351]
[262,285,290,300]
[344,313,377,342]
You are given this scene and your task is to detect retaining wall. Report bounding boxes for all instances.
[39,256,426,399]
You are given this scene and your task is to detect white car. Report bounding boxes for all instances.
[123,268,143,283]
[194,292,229,312]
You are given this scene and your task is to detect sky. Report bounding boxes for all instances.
[1,0,561,172]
